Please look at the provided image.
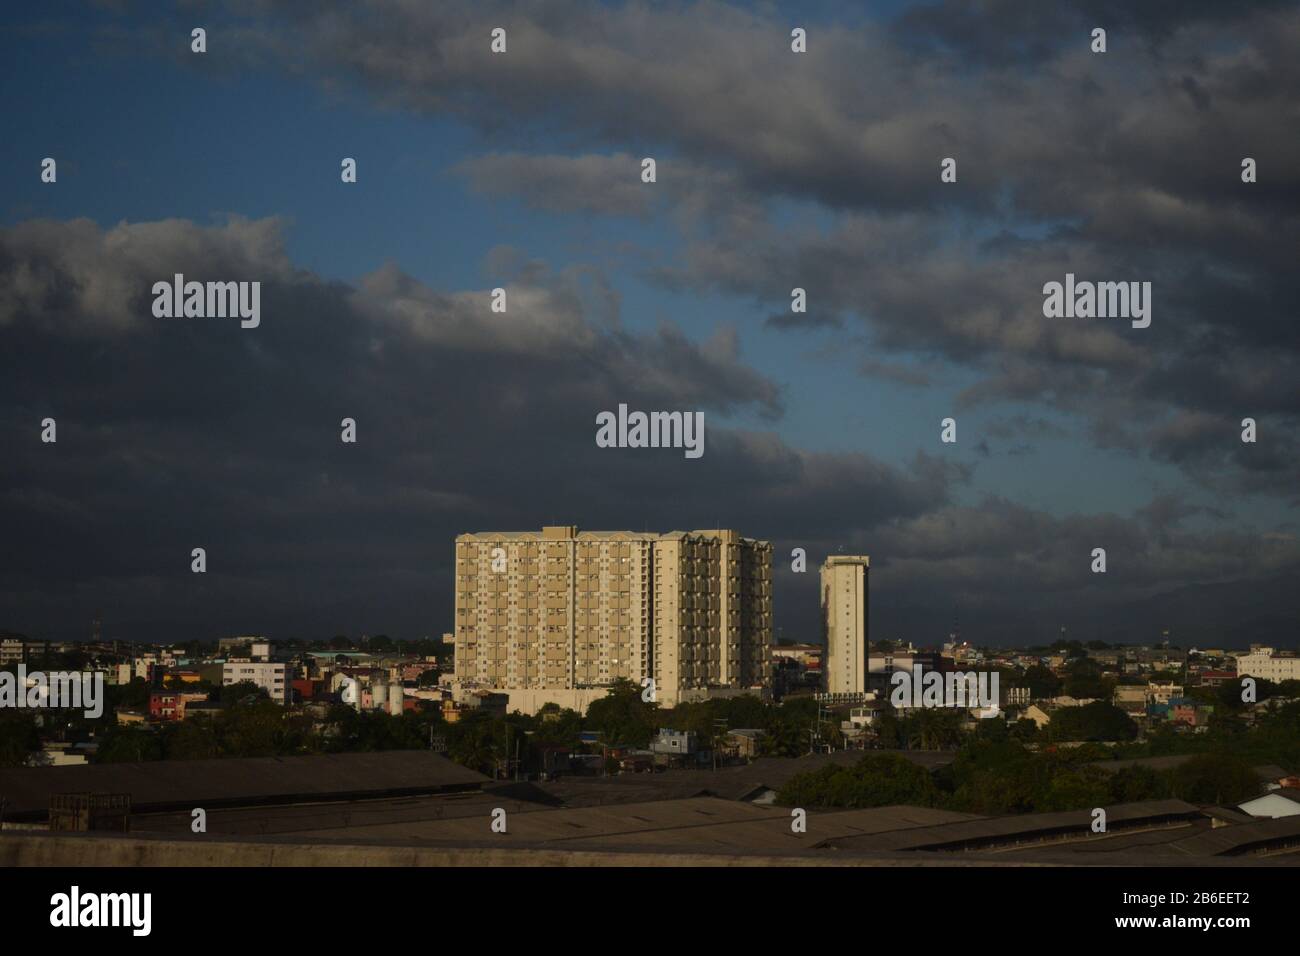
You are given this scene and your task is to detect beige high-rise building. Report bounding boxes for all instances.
[821,556,869,695]
[453,526,772,711]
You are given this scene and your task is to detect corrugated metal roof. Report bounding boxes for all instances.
[0,751,487,819]
[534,750,958,805]
[1252,764,1291,781]
[279,797,978,851]
[823,800,1201,852]
[1168,814,1300,856]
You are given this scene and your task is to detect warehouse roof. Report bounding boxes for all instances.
[536,750,958,806]
[275,796,978,851]
[1252,764,1292,782]
[0,751,486,820]
[821,799,1202,853]
[1167,814,1300,856]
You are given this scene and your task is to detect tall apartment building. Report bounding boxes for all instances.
[453,526,772,711]
[821,556,869,695]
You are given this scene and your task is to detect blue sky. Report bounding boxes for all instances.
[2,3,1233,522]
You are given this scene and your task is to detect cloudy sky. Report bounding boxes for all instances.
[2,0,1297,648]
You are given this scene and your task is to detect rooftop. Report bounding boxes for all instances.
[0,751,486,821]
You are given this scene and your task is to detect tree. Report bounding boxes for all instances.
[113,677,152,711]
[1062,659,1109,699]
[447,712,501,774]
[0,712,40,766]
[976,716,1009,743]
[164,717,220,760]
[584,678,657,748]
[220,680,268,708]
[873,708,902,748]
[777,753,939,808]
[1170,753,1260,805]
[1038,768,1112,812]
[95,726,163,763]
[1022,665,1062,699]
[1108,765,1168,803]
[218,700,289,757]
[1009,717,1040,743]
[902,708,965,750]
[1048,702,1138,742]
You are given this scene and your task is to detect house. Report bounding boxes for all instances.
[1147,682,1184,704]
[1024,704,1052,728]
[1197,669,1236,686]
[650,728,697,756]
[726,728,764,758]
[1170,702,1212,728]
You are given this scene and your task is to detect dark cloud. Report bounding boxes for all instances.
[5,1,1296,645]
[765,311,842,331]
[0,216,953,641]
[892,0,1297,66]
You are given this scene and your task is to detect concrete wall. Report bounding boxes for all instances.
[0,832,991,867]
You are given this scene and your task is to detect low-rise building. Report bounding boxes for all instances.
[651,728,698,756]
[222,661,290,704]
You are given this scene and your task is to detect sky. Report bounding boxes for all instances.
[1,0,1297,648]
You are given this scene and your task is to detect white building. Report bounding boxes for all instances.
[1235,649,1300,683]
[222,661,289,704]
[821,556,869,695]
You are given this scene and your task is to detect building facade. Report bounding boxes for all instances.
[1235,649,1300,683]
[820,556,869,695]
[222,661,290,704]
[452,526,772,710]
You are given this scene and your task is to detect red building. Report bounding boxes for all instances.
[149,692,180,721]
